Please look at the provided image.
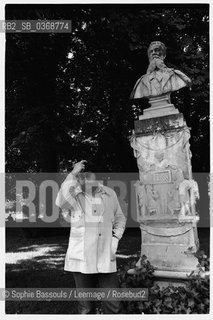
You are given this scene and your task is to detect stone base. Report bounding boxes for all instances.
[154,278,187,289]
[139,94,179,120]
[137,218,200,274]
[153,269,209,288]
[139,104,179,120]
[127,268,209,289]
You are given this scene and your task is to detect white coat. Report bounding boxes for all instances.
[55,173,126,273]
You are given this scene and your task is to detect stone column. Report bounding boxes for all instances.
[130,97,201,280]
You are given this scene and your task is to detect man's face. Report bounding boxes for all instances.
[148,44,165,62]
[78,172,96,189]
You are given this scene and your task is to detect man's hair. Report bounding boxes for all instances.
[147,41,166,57]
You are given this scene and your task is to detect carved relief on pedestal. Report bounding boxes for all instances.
[130,127,191,178]
[132,127,199,219]
[179,179,199,216]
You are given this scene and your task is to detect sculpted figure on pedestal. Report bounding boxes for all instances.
[179,179,200,216]
[135,181,147,219]
[130,41,191,99]
[146,185,160,215]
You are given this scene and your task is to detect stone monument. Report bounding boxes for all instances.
[129,41,202,284]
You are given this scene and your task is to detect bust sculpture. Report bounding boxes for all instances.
[130,41,191,99]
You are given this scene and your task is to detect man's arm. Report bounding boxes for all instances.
[55,173,80,210]
[112,191,127,240]
[110,191,127,260]
[55,160,87,210]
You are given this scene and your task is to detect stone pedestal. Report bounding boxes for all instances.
[130,102,201,281]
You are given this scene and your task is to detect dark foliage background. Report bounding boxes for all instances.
[5,4,209,173]
[4,7,210,315]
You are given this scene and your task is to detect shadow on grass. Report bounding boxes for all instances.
[5,228,141,314]
[5,227,209,314]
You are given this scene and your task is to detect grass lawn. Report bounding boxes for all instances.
[6,227,209,314]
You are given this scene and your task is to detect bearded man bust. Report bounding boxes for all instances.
[130,41,191,99]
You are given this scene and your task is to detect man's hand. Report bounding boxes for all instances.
[111,237,119,261]
[71,160,87,176]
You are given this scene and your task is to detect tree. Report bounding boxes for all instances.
[5,4,209,173]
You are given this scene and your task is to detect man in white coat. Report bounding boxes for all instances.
[55,160,126,314]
